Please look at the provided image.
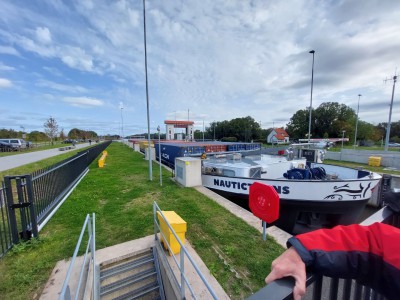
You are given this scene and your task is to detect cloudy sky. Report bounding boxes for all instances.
[0,0,399,137]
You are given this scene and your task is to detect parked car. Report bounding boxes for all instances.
[63,139,77,144]
[0,141,16,151]
[0,138,27,149]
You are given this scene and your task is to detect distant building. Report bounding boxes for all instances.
[267,128,290,144]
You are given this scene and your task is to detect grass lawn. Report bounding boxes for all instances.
[0,142,284,300]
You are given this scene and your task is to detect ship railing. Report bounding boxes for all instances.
[245,206,399,300]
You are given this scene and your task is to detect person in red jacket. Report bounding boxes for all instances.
[265,222,400,300]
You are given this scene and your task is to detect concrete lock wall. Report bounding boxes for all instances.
[325,149,400,169]
[326,149,400,203]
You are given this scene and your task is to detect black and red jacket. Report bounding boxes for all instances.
[288,222,400,300]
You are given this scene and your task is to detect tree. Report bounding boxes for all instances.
[29,131,48,142]
[314,102,356,139]
[44,117,59,145]
[205,116,262,142]
[286,109,310,139]
[59,128,66,140]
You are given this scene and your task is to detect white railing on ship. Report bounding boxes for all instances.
[59,213,98,300]
[153,201,218,299]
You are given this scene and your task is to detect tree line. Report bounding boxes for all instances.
[2,103,399,144]
[199,102,399,144]
[0,117,99,143]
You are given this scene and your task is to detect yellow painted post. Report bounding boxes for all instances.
[368,156,381,167]
[157,211,187,255]
[98,151,108,168]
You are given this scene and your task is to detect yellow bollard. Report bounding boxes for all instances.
[98,151,108,168]
[157,211,187,255]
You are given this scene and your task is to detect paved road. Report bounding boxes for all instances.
[0,143,91,172]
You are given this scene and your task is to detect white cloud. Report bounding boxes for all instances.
[0,78,12,88]
[36,79,88,93]
[0,45,19,56]
[61,47,94,72]
[63,96,104,107]
[36,27,52,44]
[0,62,15,71]
[1,0,400,133]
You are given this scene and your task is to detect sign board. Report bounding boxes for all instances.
[249,182,280,223]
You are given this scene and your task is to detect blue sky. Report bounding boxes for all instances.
[0,0,400,137]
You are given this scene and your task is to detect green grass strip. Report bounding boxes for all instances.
[0,142,284,300]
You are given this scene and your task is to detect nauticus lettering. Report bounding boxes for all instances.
[213,179,289,194]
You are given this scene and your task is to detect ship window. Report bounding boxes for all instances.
[222,169,235,177]
[250,168,261,178]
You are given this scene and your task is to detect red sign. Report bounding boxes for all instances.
[249,182,280,223]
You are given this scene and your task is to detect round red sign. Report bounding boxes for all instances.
[249,182,280,223]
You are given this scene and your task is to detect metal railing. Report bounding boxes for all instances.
[246,206,399,300]
[59,213,98,300]
[153,201,218,299]
[0,141,111,258]
[36,141,111,227]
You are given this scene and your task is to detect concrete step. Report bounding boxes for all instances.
[99,247,162,300]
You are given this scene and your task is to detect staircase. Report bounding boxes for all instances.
[99,247,165,300]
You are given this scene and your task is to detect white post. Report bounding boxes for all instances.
[157,125,162,186]
[354,94,361,147]
[308,50,315,143]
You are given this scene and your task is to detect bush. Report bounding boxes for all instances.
[221,137,237,142]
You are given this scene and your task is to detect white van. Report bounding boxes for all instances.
[0,138,27,149]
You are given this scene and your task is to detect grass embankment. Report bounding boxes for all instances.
[0,142,284,300]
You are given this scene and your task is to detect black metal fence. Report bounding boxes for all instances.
[0,181,13,258]
[0,141,111,258]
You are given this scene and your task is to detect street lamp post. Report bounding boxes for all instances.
[120,102,124,140]
[157,125,162,186]
[341,130,346,160]
[354,94,361,147]
[213,121,216,141]
[384,75,397,151]
[308,50,315,143]
[341,130,346,149]
[143,0,152,180]
[202,120,205,142]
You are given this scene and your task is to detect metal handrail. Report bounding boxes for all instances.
[246,206,398,300]
[153,201,218,299]
[59,213,97,300]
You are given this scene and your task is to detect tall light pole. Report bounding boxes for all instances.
[340,130,346,160]
[308,50,315,143]
[143,0,152,180]
[202,120,205,142]
[341,130,346,149]
[384,75,397,151]
[213,121,216,141]
[354,94,361,147]
[157,125,162,186]
[120,102,124,140]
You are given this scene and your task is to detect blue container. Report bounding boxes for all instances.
[155,142,206,168]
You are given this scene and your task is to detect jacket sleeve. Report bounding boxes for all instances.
[287,222,400,299]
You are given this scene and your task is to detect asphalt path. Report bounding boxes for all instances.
[0,143,91,172]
